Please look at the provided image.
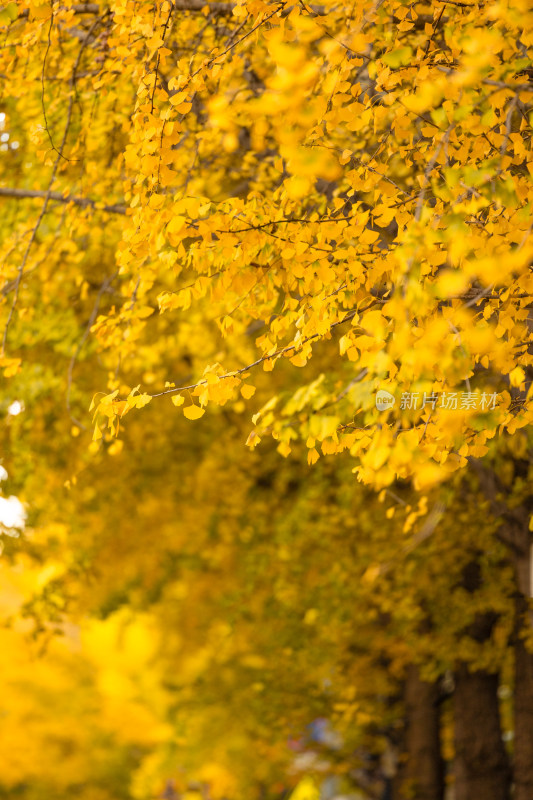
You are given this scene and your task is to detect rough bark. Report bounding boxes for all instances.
[509,486,533,800]
[395,666,444,800]
[513,592,533,800]
[454,664,510,800]
[457,459,533,799]
[454,663,510,800]
[451,559,511,800]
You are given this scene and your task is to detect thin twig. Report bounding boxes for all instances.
[0,187,126,214]
[2,25,98,352]
[150,307,360,398]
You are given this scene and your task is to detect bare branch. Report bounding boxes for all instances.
[150,306,362,399]
[2,21,112,352]
[70,3,101,11]
[436,67,533,92]
[174,0,235,11]
[0,187,126,215]
[65,1,326,15]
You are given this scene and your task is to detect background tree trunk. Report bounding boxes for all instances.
[468,459,533,800]
[395,665,444,800]
[513,591,533,800]
[454,664,510,800]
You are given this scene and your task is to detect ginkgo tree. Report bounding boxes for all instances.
[0,390,525,800]
[0,0,531,486]
[1,0,533,799]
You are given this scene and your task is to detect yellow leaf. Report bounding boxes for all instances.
[168,91,188,106]
[246,430,261,448]
[149,194,165,209]
[240,384,256,399]
[307,448,320,465]
[167,215,186,234]
[413,462,446,491]
[289,351,308,367]
[171,395,185,406]
[183,405,205,420]
[132,393,152,409]
[1,357,21,377]
[289,777,320,800]
[339,149,353,165]
[509,367,525,388]
[284,176,313,200]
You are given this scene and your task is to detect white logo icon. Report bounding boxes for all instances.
[376,390,396,411]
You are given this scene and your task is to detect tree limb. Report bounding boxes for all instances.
[67,1,326,14]
[0,187,126,215]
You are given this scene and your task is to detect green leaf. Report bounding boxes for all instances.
[0,2,18,22]
[382,46,412,68]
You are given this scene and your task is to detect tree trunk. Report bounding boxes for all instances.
[513,592,533,800]
[454,663,510,800]
[462,459,533,800]
[497,486,533,800]
[395,665,444,800]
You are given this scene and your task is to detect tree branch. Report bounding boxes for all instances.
[66,0,326,14]
[0,187,126,215]
[173,0,235,11]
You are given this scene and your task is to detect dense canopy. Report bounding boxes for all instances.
[0,0,532,799]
